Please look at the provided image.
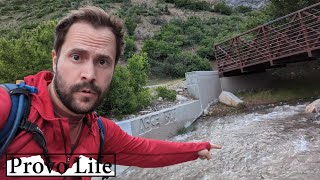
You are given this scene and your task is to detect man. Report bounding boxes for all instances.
[0,6,221,179]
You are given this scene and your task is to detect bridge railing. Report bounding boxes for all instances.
[214,2,320,77]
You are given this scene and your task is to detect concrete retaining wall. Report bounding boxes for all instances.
[116,71,223,140]
[116,100,202,139]
[116,70,275,140]
[113,71,222,176]
[186,71,222,110]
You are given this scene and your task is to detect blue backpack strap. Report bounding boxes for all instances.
[97,116,106,163]
[0,82,53,168]
[0,82,33,154]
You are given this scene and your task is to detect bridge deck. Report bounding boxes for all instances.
[214,3,320,77]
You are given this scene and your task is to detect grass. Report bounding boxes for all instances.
[237,80,320,106]
[176,125,196,135]
[207,77,320,118]
[146,77,184,86]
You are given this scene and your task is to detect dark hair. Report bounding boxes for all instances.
[54,6,124,64]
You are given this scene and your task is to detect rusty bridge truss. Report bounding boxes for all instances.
[214,3,320,77]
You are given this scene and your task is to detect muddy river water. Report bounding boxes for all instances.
[115,102,320,180]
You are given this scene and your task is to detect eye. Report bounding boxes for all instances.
[99,59,108,66]
[71,54,80,61]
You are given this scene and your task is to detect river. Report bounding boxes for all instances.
[114,102,320,180]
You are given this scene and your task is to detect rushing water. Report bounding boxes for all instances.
[115,102,320,180]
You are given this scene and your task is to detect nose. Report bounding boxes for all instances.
[80,61,96,82]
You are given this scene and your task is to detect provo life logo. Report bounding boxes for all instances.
[6,154,116,177]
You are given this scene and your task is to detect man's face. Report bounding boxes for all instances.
[52,22,116,114]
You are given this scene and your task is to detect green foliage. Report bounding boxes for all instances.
[176,125,195,135]
[117,2,161,18]
[155,86,176,101]
[235,5,252,14]
[240,8,272,30]
[127,53,150,91]
[163,0,212,11]
[142,39,180,60]
[197,45,215,59]
[97,53,152,117]
[269,0,319,18]
[0,21,56,83]
[122,35,137,60]
[124,16,138,36]
[142,16,245,77]
[166,52,211,77]
[214,1,234,15]
[143,40,211,77]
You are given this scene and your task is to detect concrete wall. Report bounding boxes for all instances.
[116,100,202,140]
[115,71,223,140]
[185,71,222,110]
[115,70,275,148]
[220,71,273,93]
[112,71,222,176]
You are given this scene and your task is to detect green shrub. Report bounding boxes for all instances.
[97,53,152,117]
[197,46,214,60]
[142,39,180,60]
[235,5,252,14]
[164,0,212,11]
[176,125,195,135]
[0,21,55,83]
[214,2,234,15]
[122,35,137,60]
[155,86,176,101]
[127,52,150,92]
[142,15,246,77]
[241,9,272,30]
[167,52,211,77]
[124,16,138,36]
[117,3,160,17]
[269,0,319,18]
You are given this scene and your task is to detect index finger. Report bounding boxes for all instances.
[211,143,222,149]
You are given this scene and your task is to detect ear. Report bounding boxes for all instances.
[52,50,58,73]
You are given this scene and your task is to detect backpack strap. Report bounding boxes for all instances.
[0,82,53,168]
[97,116,106,163]
[97,116,110,180]
[0,82,32,154]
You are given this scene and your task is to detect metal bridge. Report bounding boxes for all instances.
[214,3,320,77]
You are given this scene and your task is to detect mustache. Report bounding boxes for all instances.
[70,82,102,96]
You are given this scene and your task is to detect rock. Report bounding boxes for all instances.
[203,109,209,116]
[176,88,184,92]
[305,99,320,113]
[158,97,163,101]
[176,88,184,95]
[219,91,244,107]
[176,95,188,102]
[139,110,152,115]
[225,0,267,9]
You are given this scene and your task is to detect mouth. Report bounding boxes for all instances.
[80,88,96,95]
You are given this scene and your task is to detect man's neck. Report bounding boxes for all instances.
[48,82,85,121]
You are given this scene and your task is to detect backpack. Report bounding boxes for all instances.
[0,81,106,166]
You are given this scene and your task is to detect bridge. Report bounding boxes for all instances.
[214,2,320,77]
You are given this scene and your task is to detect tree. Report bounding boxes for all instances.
[269,0,319,18]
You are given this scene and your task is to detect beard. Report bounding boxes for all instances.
[53,69,109,114]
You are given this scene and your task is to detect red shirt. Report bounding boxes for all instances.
[0,71,210,179]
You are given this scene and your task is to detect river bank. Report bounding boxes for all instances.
[115,100,320,180]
